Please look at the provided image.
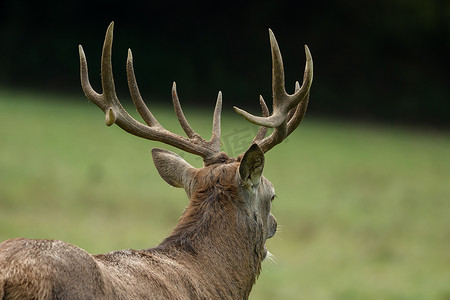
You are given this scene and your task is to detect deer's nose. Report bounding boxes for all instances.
[267,215,277,239]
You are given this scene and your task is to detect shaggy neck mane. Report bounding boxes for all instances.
[152,162,265,296]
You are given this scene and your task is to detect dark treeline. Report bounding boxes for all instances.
[0,0,449,126]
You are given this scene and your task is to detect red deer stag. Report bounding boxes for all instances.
[0,22,312,299]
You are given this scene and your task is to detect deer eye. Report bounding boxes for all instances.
[271,195,276,202]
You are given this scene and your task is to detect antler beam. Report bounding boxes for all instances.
[234,29,313,153]
[79,22,222,160]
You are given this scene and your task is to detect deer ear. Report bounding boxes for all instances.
[239,144,265,187]
[151,148,195,188]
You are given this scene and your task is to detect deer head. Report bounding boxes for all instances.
[79,22,312,293]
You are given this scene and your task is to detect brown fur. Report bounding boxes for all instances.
[0,152,277,300]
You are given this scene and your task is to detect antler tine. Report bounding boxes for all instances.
[287,82,301,121]
[287,81,310,136]
[79,46,101,104]
[79,22,223,160]
[210,91,223,149]
[171,82,198,139]
[127,49,162,128]
[171,83,222,150]
[234,29,313,153]
[252,95,270,143]
[101,22,118,106]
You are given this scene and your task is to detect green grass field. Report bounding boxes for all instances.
[1,89,449,299]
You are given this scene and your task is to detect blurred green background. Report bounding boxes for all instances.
[1,91,449,299]
[1,0,450,299]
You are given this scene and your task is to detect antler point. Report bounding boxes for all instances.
[78,45,85,61]
[304,45,312,61]
[269,29,277,42]
[233,106,244,115]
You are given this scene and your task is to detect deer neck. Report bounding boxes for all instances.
[154,195,265,296]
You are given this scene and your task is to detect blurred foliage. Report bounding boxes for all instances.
[1,91,449,299]
[0,0,449,126]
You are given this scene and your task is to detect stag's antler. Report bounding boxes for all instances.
[234,29,313,153]
[79,22,223,160]
[80,23,312,160]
